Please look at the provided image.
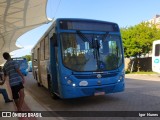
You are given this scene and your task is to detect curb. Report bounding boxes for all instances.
[24,90,65,120]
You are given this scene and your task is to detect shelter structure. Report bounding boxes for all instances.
[0,0,51,64]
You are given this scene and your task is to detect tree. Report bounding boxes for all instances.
[121,22,160,58]
[23,55,31,61]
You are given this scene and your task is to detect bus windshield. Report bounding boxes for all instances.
[61,32,123,71]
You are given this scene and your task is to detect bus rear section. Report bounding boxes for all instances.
[12,57,28,76]
[152,40,160,73]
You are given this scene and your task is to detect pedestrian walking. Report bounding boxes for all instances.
[2,52,25,111]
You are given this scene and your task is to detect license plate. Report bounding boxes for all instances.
[94,92,105,96]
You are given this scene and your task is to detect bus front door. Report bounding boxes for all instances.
[37,48,42,86]
[50,36,59,94]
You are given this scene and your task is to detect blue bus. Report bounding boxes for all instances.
[31,18,125,99]
[12,57,28,76]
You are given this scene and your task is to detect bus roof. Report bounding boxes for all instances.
[31,18,119,51]
[56,18,118,25]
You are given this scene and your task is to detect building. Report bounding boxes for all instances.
[148,14,160,28]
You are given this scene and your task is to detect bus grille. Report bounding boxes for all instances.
[75,73,118,79]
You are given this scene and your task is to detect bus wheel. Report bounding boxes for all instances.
[48,76,59,100]
[37,82,41,87]
[35,72,41,87]
[52,93,59,100]
[49,89,59,100]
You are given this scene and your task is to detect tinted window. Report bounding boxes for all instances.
[155,44,160,56]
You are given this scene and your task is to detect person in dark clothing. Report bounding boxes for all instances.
[3,52,25,111]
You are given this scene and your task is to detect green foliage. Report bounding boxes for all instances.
[121,22,160,58]
[23,55,31,61]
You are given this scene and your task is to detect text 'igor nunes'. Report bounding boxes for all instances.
[139,112,159,117]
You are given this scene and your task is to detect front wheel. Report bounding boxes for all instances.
[35,72,41,87]
[48,75,60,100]
[51,92,60,100]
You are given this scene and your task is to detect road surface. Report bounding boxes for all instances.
[24,73,160,120]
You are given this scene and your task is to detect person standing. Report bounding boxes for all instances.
[2,52,25,111]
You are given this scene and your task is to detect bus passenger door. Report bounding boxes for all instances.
[50,35,59,94]
[37,48,42,85]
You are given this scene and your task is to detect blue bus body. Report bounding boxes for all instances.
[32,18,125,99]
[12,57,28,76]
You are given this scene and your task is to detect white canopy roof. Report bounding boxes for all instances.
[0,0,50,64]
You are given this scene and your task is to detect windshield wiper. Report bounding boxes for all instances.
[92,37,100,59]
[92,36,102,71]
[77,31,110,71]
[93,32,109,57]
[92,32,109,71]
[76,30,93,47]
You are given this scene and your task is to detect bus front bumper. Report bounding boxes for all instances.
[61,81,125,99]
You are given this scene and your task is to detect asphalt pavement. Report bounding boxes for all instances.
[0,73,160,120]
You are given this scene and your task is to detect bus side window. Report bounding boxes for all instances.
[53,33,58,47]
[155,44,160,56]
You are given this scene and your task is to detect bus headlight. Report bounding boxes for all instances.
[67,80,76,87]
[67,80,72,84]
[118,75,124,82]
[72,83,76,87]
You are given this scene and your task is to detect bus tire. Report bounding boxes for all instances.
[48,75,59,100]
[52,93,60,100]
[35,72,41,87]
[37,82,41,87]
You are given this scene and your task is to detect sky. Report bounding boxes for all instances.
[11,0,160,57]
